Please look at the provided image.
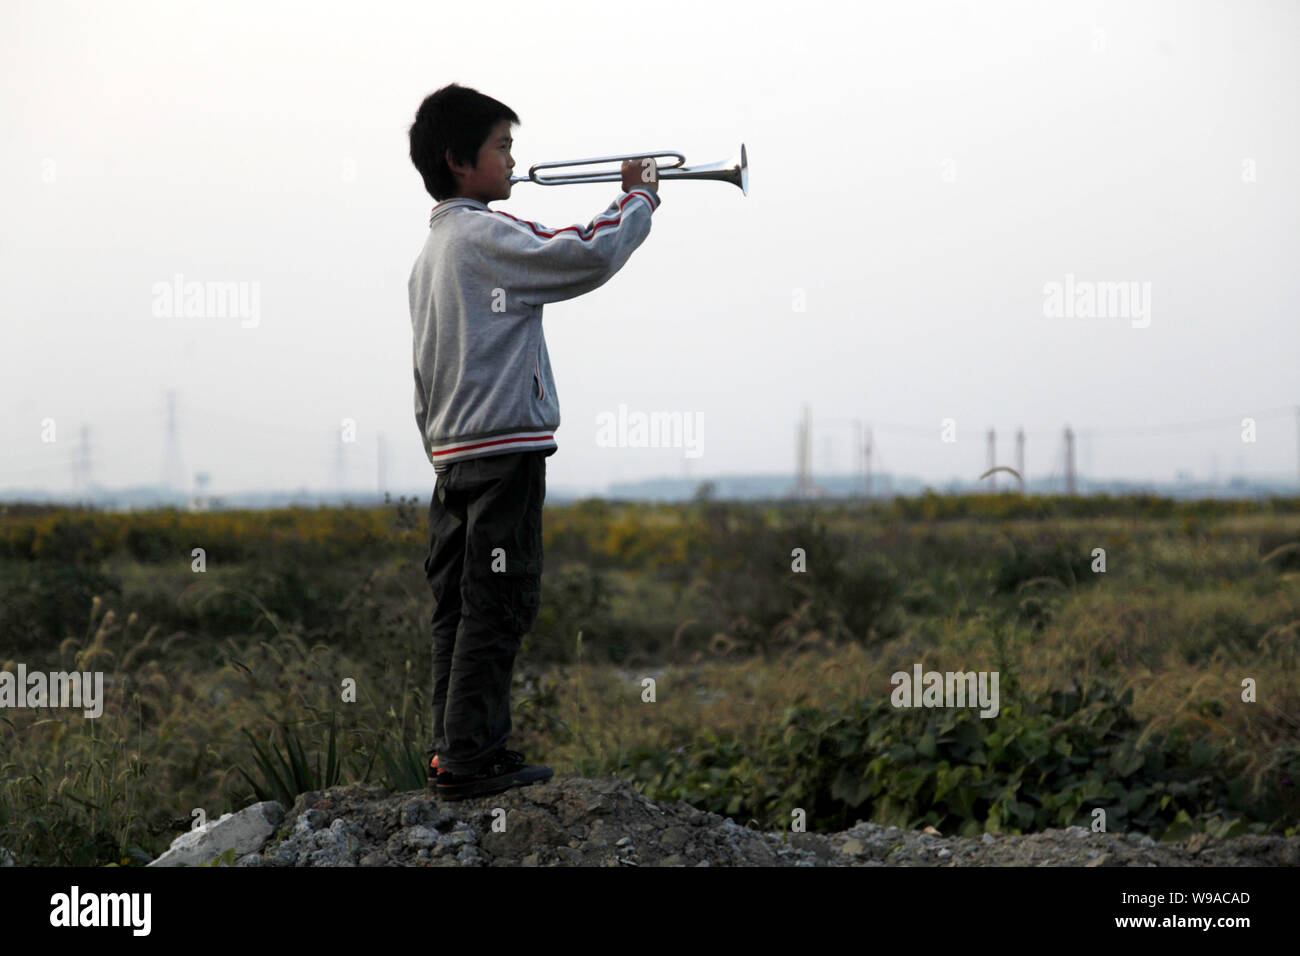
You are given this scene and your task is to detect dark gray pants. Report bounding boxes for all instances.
[423,450,545,775]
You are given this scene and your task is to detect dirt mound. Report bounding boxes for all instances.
[233,775,1299,867]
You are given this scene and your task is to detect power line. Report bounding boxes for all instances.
[871,405,1295,440]
[798,403,1300,496]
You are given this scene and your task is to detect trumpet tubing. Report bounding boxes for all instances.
[509,144,748,196]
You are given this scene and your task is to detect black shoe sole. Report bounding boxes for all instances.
[435,766,553,802]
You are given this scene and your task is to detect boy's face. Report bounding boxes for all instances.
[446,120,515,204]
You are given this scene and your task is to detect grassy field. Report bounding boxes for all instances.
[0,493,1297,865]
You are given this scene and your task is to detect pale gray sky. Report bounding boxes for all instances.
[2,0,1297,496]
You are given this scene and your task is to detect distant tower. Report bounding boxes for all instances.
[985,428,997,492]
[795,405,812,495]
[863,424,874,498]
[161,390,185,493]
[191,471,211,512]
[1015,427,1026,493]
[377,431,388,495]
[1064,425,1076,496]
[853,418,865,496]
[790,404,826,499]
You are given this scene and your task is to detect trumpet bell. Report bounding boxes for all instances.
[687,143,747,196]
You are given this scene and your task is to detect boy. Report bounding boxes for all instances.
[407,83,661,801]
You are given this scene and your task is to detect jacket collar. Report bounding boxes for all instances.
[429,197,489,226]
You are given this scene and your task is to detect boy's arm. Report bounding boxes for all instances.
[472,187,662,308]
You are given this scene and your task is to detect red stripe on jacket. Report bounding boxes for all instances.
[490,191,650,242]
[431,434,555,458]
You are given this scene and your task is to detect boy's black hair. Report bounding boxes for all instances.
[409,83,520,202]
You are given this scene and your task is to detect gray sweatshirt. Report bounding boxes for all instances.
[409,186,662,473]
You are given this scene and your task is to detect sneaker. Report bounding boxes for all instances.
[435,748,553,802]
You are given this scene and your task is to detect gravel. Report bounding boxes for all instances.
[236,774,1300,867]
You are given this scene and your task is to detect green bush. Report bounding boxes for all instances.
[0,562,122,654]
[992,537,1094,593]
[1259,533,1300,573]
[815,550,901,643]
[237,713,342,808]
[613,682,1292,840]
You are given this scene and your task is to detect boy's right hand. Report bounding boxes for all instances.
[621,157,658,193]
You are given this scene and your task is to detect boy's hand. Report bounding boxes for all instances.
[621,157,658,193]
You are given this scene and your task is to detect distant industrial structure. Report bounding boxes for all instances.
[5,391,1298,510]
[783,404,1299,502]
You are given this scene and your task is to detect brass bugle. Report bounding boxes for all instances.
[509,145,748,196]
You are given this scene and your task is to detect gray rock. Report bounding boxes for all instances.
[264,844,298,867]
[134,775,1295,869]
[438,821,477,850]
[302,819,361,866]
[660,827,690,851]
[479,810,563,858]
[457,845,488,866]
[149,801,284,867]
[295,809,328,833]
[268,814,365,867]
[403,826,441,849]
[400,799,439,828]
[788,831,834,860]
